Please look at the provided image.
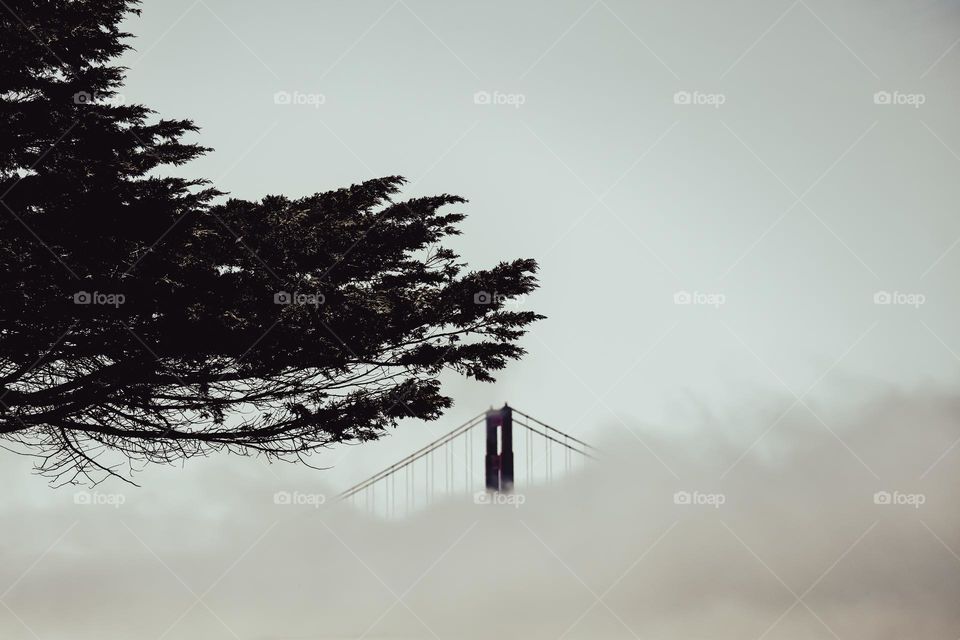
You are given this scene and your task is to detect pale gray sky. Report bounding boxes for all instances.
[102,0,960,487]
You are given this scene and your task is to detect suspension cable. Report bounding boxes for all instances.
[337,412,485,500]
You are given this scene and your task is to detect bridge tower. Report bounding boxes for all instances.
[484,404,514,493]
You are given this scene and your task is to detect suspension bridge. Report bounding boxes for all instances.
[338,405,597,518]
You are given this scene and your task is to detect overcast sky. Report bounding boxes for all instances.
[3,1,960,637]
[90,0,960,487]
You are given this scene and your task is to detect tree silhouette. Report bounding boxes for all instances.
[0,0,542,484]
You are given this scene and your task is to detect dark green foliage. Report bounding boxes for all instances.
[0,0,542,483]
